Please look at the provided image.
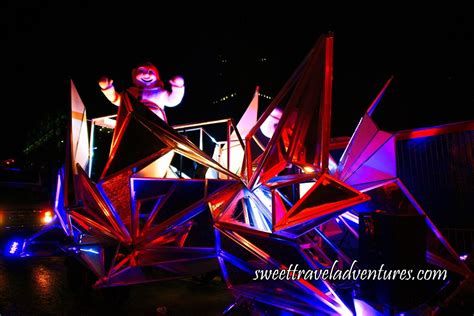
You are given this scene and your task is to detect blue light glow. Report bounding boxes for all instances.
[4,238,24,257]
[80,247,100,255]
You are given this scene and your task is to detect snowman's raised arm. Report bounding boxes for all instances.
[99,76,121,106]
[163,75,185,108]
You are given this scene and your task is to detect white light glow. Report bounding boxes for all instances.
[9,242,19,254]
[42,211,53,224]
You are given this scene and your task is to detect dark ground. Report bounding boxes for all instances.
[0,231,473,316]
[0,255,236,316]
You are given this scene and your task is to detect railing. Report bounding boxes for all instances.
[89,115,118,177]
[88,115,244,179]
[173,118,245,174]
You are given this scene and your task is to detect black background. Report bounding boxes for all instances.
[1,3,473,159]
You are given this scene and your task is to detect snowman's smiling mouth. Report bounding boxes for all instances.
[141,78,154,83]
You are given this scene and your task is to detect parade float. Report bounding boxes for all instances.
[7,33,472,315]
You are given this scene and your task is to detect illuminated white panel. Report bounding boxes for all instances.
[70,80,89,173]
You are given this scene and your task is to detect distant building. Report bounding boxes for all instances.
[21,111,67,192]
[206,51,275,121]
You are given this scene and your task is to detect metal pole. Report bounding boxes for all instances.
[227,120,231,179]
[172,118,231,130]
[88,120,95,177]
[199,128,203,151]
[319,34,334,172]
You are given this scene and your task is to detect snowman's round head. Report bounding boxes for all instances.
[132,62,164,88]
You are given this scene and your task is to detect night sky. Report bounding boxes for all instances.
[1,4,473,161]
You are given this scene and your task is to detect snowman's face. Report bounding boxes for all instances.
[134,66,158,87]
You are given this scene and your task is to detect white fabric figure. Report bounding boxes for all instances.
[260,107,283,139]
[99,62,185,123]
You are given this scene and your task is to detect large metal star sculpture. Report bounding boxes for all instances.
[42,33,471,315]
[210,33,471,315]
[53,87,239,287]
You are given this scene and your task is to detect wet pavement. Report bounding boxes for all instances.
[1,232,473,315]
[0,255,238,316]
